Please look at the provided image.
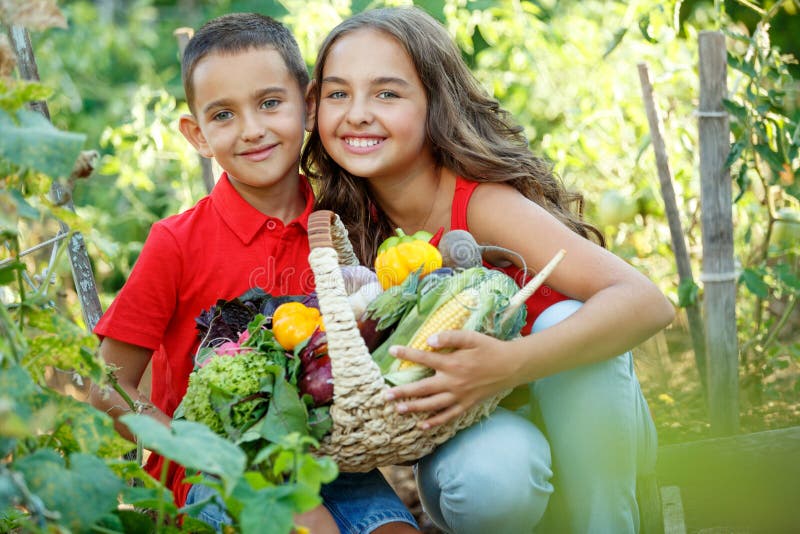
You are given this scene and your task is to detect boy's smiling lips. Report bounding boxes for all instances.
[238,143,278,161]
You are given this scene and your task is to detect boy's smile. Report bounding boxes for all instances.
[180,47,310,210]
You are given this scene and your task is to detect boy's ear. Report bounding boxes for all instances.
[304,81,317,133]
[179,114,213,158]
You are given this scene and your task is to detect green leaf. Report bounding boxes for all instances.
[677,279,699,307]
[110,508,159,534]
[9,189,40,219]
[774,263,800,292]
[232,482,295,534]
[603,28,627,58]
[413,0,446,22]
[0,109,85,179]
[740,268,770,298]
[725,139,746,168]
[0,260,24,285]
[754,143,785,172]
[638,13,658,43]
[259,375,308,442]
[472,24,491,57]
[120,414,246,493]
[13,450,124,532]
[728,54,757,78]
[252,0,289,19]
[307,406,332,441]
[48,396,133,457]
[722,98,747,123]
[350,0,374,14]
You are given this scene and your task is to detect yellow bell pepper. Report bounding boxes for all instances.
[374,229,443,289]
[272,302,324,351]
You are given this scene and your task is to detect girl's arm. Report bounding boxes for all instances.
[385,182,675,428]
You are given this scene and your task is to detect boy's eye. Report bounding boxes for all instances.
[261,99,280,109]
[212,110,233,121]
[377,90,398,99]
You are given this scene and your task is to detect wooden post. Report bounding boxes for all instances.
[698,31,738,435]
[174,27,215,194]
[8,26,103,331]
[638,63,707,395]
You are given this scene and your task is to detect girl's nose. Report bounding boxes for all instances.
[345,96,373,125]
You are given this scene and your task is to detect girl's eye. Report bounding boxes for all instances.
[261,99,280,110]
[326,90,347,99]
[377,90,398,99]
[212,110,233,121]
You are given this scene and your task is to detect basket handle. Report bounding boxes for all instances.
[308,210,360,266]
[307,210,387,406]
[500,249,566,324]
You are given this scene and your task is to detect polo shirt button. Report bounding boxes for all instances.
[266,220,277,231]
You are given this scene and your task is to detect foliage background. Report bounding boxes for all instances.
[1,0,799,529]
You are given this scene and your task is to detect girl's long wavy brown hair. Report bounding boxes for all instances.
[301,6,604,265]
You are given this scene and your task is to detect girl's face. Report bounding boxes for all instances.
[316,28,433,184]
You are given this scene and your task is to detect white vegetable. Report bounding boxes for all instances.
[347,281,384,318]
[340,265,379,295]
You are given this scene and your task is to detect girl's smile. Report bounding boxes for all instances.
[343,136,385,152]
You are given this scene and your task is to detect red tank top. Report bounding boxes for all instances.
[450,176,568,334]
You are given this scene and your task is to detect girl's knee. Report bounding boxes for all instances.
[416,410,553,533]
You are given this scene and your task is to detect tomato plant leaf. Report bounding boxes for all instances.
[677,278,699,307]
[0,109,85,179]
[740,268,770,298]
[13,450,124,532]
[120,414,246,493]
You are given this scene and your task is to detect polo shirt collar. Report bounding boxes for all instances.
[211,172,315,245]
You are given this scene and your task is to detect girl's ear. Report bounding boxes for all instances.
[304,81,317,133]
[179,114,213,158]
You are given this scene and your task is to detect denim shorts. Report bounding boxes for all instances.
[320,470,418,533]
[185,469,417,533]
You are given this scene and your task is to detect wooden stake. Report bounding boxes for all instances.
[698,31,739,436]
[174,27,215,194]
[637,62,708,395]
[7,25,103,331]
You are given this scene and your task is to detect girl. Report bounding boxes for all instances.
[301,7,675,533]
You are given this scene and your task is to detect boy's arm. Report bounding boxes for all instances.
[89,337,171,442]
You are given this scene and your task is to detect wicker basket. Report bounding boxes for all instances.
[307,210,562,472]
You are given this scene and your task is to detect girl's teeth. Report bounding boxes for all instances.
[347,138,379,147]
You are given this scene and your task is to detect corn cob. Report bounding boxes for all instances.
[397,287,480,370]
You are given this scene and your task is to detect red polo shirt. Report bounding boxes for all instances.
[94,172,315,505]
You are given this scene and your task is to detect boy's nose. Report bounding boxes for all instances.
[240,114,266,141]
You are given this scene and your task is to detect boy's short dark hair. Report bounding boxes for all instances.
[182,12,309,113]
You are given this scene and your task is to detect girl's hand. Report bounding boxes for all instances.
[384,330,523,428]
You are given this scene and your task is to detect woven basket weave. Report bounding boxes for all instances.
[307,210,564,472]
[306,210,505,472]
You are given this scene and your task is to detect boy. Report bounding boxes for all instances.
[90,13,418,534]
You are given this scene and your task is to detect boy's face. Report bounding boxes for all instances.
[180,47,311,196]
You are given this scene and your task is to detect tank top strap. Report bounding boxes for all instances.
[450,176,480,231]
[448,175,569,333]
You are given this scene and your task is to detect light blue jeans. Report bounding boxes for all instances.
[415,300,658,534]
